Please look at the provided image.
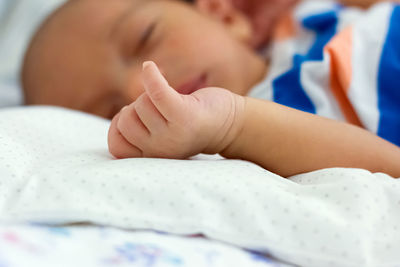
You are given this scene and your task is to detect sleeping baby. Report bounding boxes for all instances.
[21,0,400,178]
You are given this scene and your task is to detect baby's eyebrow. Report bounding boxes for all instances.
[108,1,144,40]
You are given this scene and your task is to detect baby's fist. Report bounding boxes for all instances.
[108,61,244,159]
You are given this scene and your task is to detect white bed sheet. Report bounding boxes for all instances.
[0,106,399,267]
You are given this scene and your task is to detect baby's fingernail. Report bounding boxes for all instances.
[143,61,153,70]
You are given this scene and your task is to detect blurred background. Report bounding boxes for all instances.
[0,0,66,107]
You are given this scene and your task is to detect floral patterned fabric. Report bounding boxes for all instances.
[0,224,290,267]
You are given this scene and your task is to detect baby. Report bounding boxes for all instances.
[21,0,400,177]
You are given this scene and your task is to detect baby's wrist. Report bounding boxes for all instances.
[214,94,247,157]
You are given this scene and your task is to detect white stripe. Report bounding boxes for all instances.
[336,6,363,32]
[296,1,346,121]
[248,27,315,100]
[295,0,338,22]
[348,3,393,133]
[300,54,346,121]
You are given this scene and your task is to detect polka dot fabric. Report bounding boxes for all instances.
[1,106,400,267]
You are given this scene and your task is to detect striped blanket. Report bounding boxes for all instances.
[249,0,400,146]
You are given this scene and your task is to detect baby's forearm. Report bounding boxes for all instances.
[220,97,400,178]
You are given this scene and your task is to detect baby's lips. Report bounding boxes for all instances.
[176,74,207,95]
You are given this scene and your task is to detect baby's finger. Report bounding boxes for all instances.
[142,61,183,122]
[117,104,150,152]
[108,113,143,158]
[135,93,168,133]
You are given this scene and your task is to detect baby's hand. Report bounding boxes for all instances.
[108,61,245,159]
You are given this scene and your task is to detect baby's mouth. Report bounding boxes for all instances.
[176,74,207,95]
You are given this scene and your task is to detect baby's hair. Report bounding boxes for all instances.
[183,0,194,3]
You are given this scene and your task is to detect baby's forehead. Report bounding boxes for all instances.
[59,0,144,32]
[31,0,153,62]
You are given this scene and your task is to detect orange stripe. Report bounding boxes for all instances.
[273,12,296,41]
[324,27,363,127]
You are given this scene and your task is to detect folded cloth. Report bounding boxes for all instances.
[0,224,290,267]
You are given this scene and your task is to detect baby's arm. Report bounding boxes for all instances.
[108,61,400,178]
[221,97,400,178]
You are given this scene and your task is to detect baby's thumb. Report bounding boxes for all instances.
[142,61,182,121]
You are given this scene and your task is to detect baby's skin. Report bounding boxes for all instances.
[108,61,243,159]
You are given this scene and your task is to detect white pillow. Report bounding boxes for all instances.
[0,0,66,107]
[1,106,400,267]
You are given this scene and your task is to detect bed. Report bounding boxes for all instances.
[1,1,400,267]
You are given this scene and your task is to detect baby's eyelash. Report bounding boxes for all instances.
[139,21,157,47]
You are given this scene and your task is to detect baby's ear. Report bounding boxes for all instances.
[195,0,253,44]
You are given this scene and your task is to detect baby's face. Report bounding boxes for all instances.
[22,0,266,119]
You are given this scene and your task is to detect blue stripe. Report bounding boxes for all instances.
[377,5,400,146]
[272,10,339,114]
